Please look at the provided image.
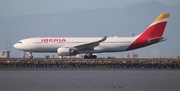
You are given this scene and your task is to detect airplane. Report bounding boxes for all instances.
[14,13,170,59]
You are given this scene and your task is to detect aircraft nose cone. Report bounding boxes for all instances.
[13,43,19,49]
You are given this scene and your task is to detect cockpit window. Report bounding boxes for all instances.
[18,41,22,43]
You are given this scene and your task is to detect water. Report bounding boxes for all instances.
[0,68,180,91]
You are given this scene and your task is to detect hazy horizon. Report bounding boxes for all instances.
[0,0,180,17]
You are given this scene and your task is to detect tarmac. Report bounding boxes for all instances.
[0,58,180,69]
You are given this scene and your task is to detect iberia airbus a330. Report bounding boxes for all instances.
[14,13,170,59]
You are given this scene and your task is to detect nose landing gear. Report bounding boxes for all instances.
[28,52,33,59]
[22,51,33,58]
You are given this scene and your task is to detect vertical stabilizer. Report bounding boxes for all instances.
[139,13,170,38]
[127,13,170,50]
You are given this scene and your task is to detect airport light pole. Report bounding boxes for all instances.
[131,33,135,57]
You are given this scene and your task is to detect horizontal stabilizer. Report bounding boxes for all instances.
[148,37,167,44]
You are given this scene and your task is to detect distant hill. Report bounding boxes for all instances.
[0,1,179,57]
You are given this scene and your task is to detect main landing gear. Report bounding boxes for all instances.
[84,53,97,59]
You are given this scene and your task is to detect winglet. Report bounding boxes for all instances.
[99,36,107,42]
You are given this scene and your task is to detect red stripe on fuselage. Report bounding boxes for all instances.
[127,22,167,51]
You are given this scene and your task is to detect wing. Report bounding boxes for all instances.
[72,36,107,51]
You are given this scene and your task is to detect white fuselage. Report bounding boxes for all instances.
[14,37,137,54]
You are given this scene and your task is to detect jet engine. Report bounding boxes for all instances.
[57,47,75,56]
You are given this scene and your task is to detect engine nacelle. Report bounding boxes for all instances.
[57,47,75,56]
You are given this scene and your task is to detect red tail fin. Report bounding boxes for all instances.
[139,13,170,38]
[127,13,170,50]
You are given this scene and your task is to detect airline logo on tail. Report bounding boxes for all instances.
[127,13,170,50]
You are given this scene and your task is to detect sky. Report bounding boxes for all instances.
[0,0,180,17]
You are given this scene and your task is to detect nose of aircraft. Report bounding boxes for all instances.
[13,43,19,49]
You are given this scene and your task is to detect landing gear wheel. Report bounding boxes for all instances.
[84,55,88,59]
[30,55,33,59]
[84,54,97,59]
[92,55,97,59]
